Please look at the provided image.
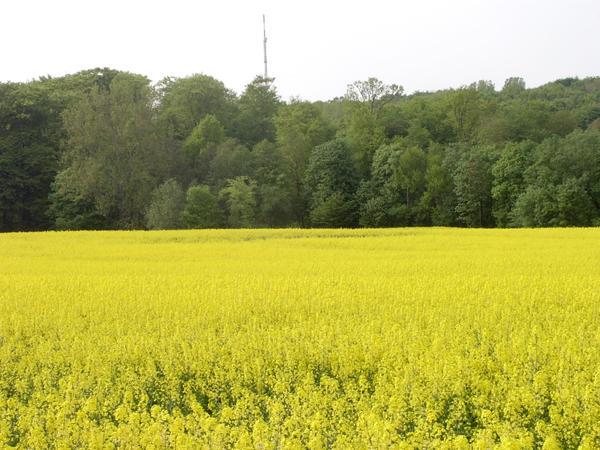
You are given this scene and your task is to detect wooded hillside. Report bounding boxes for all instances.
[1,70,599,231]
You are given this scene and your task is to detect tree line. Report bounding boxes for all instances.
[1,69,599,232]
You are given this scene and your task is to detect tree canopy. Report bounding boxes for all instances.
[2,70,600,231]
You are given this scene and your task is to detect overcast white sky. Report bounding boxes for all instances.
[2,0,599,101]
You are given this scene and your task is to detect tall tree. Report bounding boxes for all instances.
[449,86,482,143]
[491,141,536,226]
[453,145,498,227]
[0,70,118,232]
[181,185,222,229]
[236,76,280,147]
[498,100,551,142]
[345,77,403,119]
[420,146,457,225]
[395,146,427,208]
[275,100,331,225]
[59,73,161,228]
[343,77,401,176]
[145,178,186,230]
[156,74,238,140]
[343,106,386,176]
[207,139,254,192]
[357,143,404,227]
[304,140,359,227]
[47,168,106,230]
[180,114,226,185]
[502,77,526,98]
[511,130,600,226]
[219,176,258,228]
[399,93,454,144]
[0,81,65,231]
[252,140,293,227]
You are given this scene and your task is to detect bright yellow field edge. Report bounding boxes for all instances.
[1,228,599,448]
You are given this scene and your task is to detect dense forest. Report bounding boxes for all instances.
[1,69,600,232]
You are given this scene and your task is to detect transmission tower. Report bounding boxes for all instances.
[263,14,268,80]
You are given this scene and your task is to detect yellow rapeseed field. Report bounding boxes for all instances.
[1,228,600,448]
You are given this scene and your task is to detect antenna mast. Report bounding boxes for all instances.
[263,14,268,80]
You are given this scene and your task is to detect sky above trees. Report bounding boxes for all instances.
[2,0,599,100]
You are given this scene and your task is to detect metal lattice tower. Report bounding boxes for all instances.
[263,14,268,79]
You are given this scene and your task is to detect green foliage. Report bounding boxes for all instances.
[251,140,285,186]
[219,176,257,228]
[498,100,551,142]
[305,140,359,227]
[207,139,254,192]
[511,130,600,226]
[454,145,499,227]
[395,146,427,207]
[275,101,331,224]
[156,74,237,140]
[588,117,600,131]
[305,140,359,200]
[343,77,402,175]
[181,185,221,229]
[309,192,357,228]
[421,146,457,225]
[492,141,536,227]
[0,81,63,231]
[547,110,578,137]
[236,76,280,147]
[2,69,600,231]
[343,106,386,176]
[60,73,160,229]
[252,141,294,227]
[275,101,331,165]
[256,183,293,227]
[145,179,186,230]
[182,114,225,158]
[360,142,434,227]
[475,79,496,93]
[358,143,406,227]
[0,69,155,232]
[179,114,226,185]
[502,77,526,97]
[399,93,454,144]
[511,185,558,227]
[0,138,57,231]
[47,168,106,230]
[449,86,482,142]
[345,77,403,118]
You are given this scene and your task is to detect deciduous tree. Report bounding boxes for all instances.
[219,176,257,228]
[181,185,222,228]
[60,73,160,228]
[145,179,186,230]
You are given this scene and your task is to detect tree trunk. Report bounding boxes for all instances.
[479,200,483,227]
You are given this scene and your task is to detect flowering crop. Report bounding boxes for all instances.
[1,228,600,448]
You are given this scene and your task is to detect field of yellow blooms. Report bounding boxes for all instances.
[1,228,600,448]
